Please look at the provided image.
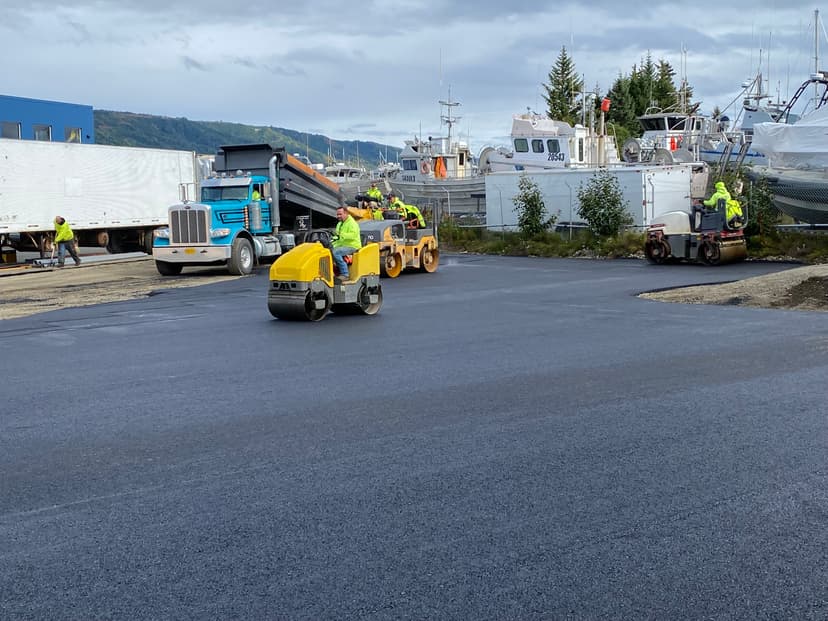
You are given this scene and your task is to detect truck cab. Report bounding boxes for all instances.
[152,144,342,276]
[152,171,290,275]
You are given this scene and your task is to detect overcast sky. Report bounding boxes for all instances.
[2,1,826,155]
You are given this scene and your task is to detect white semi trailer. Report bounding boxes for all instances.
[0,139,199,256]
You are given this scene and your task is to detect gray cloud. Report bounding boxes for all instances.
[182,56,208,72]
[2,1,826,153]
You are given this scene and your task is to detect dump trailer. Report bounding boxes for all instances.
[0,139,198,256]
[152,143,344,276]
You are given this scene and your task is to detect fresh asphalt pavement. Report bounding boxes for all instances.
[1,255,826,619]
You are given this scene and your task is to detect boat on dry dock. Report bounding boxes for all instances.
[478,108,621,172]
[387,95,485,214]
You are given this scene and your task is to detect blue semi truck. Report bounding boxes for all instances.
[152,144,343,275]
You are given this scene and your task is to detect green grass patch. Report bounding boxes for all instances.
[440,225,828,263]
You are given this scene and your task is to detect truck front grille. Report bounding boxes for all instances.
[170,207,208,244]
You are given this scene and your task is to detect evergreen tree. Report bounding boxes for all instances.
[654,60,679,109]
[542,46,584,125]
[602,53,698,139]
[605,74,639,139]
[628,54,658,114]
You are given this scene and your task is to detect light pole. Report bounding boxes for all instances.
[440,186,451,244]
[498,188,504,239]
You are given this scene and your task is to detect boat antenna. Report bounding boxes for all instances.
[439,85,462,149]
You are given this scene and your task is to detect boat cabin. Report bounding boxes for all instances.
[398,136,476,183]
[482,114,619,172]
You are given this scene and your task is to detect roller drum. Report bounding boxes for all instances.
[717,240,747,264]
[268,290,330,321]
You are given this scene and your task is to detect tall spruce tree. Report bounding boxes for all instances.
[654,61,678,109]
[603,53,697,138]
[542,46,584,125]
[605,74,640,139]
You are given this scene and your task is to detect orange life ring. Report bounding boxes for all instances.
[420,160,431,175]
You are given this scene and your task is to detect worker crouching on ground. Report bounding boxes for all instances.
[331,206,361,281]
[54,216,81,267]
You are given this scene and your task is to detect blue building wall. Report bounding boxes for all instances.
[0,95,94,143]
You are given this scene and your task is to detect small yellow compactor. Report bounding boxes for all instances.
[267,242,382,321]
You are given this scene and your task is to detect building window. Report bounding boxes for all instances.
[33,124,52,141]
[1,121,21,139]
[65,127,82,143]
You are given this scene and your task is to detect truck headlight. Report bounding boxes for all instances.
[210,228,231,238]
[154,228,170,239]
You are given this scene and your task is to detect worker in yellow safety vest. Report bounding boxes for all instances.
[702,181,731,211]
[402,203,425,228]
[386,193,408,220]
[365,182,384,202]
[54,216,81,267]
[725,198,744,228]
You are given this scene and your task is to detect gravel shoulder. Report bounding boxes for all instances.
[639,262,828,311]
[0,257,241,320]
[2,257,827,320]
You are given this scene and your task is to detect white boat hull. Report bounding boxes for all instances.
[389,177,487,213]
[751,167,828,224]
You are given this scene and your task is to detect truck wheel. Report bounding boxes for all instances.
[228,238,254,275]
[156,260,183,276]
[142,229,156,255]
[106,231,124,254]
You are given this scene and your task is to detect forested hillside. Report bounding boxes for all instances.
[93,110,398,169]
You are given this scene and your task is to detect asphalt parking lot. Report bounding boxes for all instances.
[1,255,826,619]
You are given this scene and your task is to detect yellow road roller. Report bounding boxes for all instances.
[267,242,382,321]
[357,219,439,278]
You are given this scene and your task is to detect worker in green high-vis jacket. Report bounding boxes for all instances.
[331,206,362,280]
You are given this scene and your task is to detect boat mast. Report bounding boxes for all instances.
[439,86,462,152]
[816,9,821,103]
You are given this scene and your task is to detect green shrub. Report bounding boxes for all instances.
[576,169,634,236]
[513,174,557,237]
